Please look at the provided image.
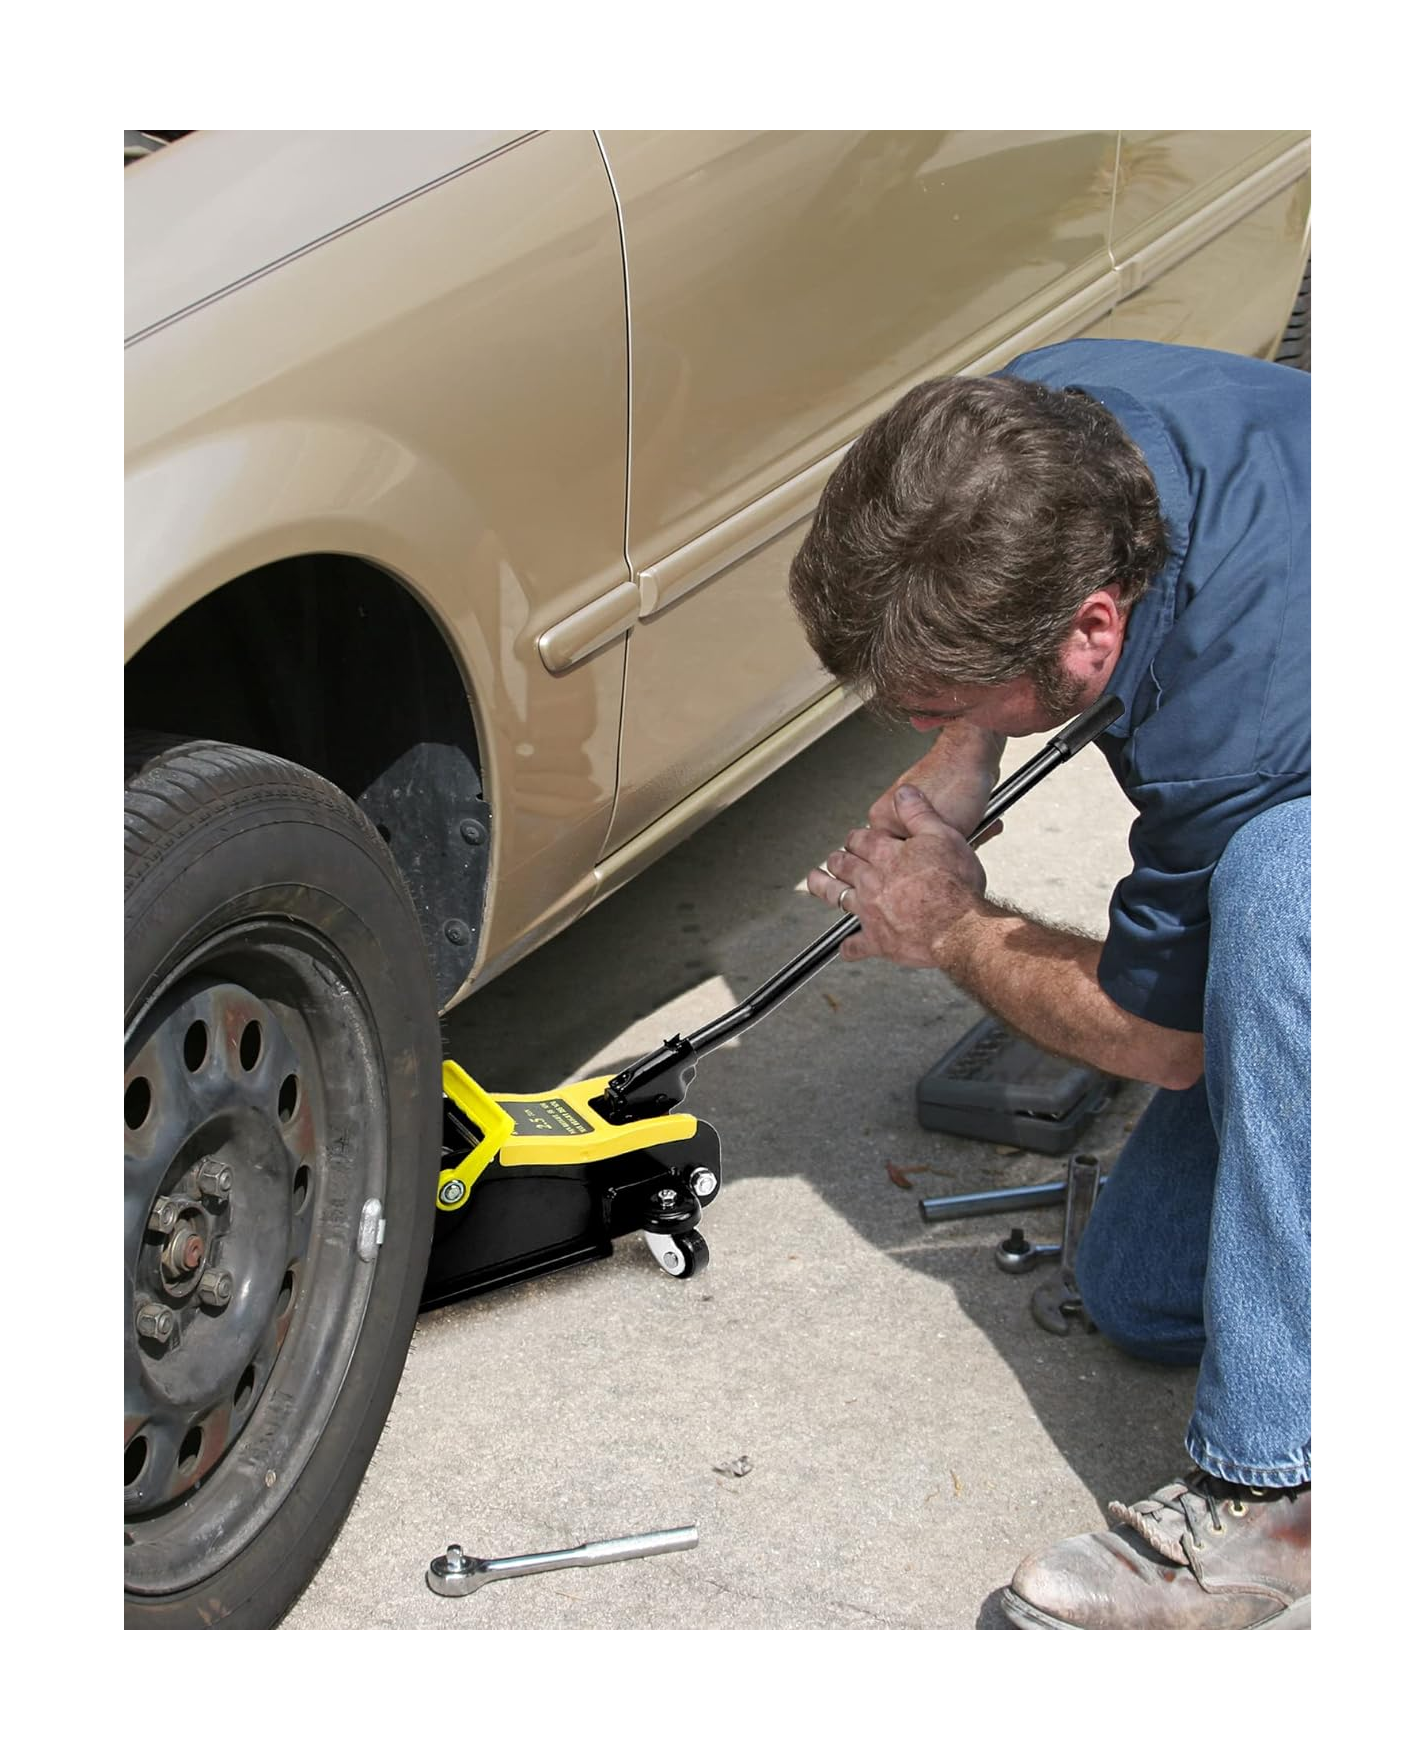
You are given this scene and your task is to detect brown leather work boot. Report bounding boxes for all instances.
[1001,1470,1310,1629]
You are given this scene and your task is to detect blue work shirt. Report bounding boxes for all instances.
[999,340,1310,1033]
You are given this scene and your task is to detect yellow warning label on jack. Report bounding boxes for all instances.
[504,1098,594,1138]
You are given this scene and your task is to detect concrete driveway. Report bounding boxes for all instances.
[285,708,1193,1630]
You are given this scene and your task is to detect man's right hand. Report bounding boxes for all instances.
[866,722,1006,841]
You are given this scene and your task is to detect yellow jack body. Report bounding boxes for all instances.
[437,1060,698,1210]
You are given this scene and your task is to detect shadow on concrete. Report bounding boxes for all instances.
[976,1589,1018,1630]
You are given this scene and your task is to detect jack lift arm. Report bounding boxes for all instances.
[422,695,1123,1310]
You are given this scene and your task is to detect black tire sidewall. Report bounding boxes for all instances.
[1274,258,1310,371]
[125,760,440,1628]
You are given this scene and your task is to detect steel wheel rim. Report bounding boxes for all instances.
[124,917,389,1595]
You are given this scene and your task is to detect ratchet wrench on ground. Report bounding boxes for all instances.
[427,1525,699,1596]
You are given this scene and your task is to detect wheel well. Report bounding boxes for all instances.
[125,555,489,1006]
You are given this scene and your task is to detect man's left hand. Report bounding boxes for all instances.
[807,785,989,966]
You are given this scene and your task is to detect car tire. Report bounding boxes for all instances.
[124,736,442,1628]
[1274,257,1310,371]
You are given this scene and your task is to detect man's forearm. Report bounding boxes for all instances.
[871,722,1006,838]
[934,899,1204,1091]
[815,784,1204,1089]
[926,722,1006,833]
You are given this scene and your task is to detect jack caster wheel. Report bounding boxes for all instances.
[643,1228,709,1279]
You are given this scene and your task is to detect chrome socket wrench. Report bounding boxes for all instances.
[427,1525,698,1597]
[994,1228,1061,1274]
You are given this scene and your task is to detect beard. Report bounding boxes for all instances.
[1031,658,1093,720]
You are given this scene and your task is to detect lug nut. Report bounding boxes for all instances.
[147,1197,180,1235]
[690,1169,718,1199]
[196,1156,234,1199]
[135,1301,176,1344]
[198,1269,234,1309]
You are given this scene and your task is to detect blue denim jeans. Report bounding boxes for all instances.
[1076,798,1311,1489]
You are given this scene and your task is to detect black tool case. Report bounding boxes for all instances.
[916,1016,1119,1155]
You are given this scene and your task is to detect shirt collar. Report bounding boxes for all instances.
[1070,383,1193,738]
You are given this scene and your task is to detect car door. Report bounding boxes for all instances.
[598,129,1120,852]
[1106,130,1311,357]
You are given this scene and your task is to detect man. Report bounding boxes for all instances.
[789,338,1310,1631]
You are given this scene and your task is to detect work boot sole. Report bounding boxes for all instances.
[999,1588,1312,1630]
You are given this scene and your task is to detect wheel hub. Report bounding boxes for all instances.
[125,977,317,1510]
[157,1208,209,1291]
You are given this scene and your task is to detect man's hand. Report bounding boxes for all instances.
[810,788,1204,1090]
[808,786,988,966]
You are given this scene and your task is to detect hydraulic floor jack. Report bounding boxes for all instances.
[421,695,1123,1311]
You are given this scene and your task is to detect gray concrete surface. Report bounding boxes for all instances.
[285,709,1194,1630]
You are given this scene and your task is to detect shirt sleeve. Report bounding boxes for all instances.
[1097,770,1307,1032]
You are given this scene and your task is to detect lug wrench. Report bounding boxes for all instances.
[427,1525,699,1597]
[1030,1153,1102,1334]
[922,1170,1111,1227]
[922,1179,1081,1222]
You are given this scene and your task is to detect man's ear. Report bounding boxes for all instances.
[1061,586,1127,683]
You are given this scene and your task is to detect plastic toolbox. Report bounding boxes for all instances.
[916,1015,1119,1155]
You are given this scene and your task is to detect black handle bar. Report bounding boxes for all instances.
[593,693,1123,1121]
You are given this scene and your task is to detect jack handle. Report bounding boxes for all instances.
[594,693,1123,1121]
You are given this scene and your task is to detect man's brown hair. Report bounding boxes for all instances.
[788,372,1168,715]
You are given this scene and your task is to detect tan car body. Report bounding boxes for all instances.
[125,130,1309,1006]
